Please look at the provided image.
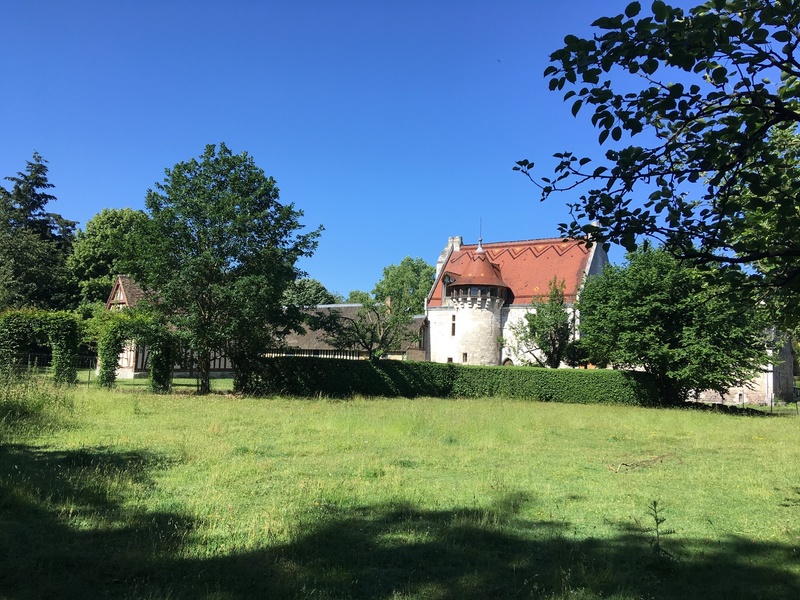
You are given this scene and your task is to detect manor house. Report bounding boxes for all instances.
[424,235,608,366]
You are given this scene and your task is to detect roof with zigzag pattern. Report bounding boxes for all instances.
[427,237,595,307]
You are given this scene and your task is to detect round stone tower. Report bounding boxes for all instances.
[445,241,509,365]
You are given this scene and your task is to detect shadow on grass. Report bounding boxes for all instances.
[1,444,798,599]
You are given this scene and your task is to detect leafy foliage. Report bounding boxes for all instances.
[0,153,77,310]
[508,277,573,368]
[0,309,44,365]
[282,278,340,307]
[317,301,417,360]
[127,143,321,393]
[518,0,800,327]
[372,256,435,315]
[345,290,372,304]
[0,309,80,385]
[577,246,770,403]
[91,307,176,391]
[42,312,80,385]
[237,356,661,406]
[94,311,128,388]
[68,208,150,303]
[312,257,433,360]
[0,152,75,248]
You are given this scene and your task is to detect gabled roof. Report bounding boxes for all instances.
[106,275,146,310]
[427,237,600,307]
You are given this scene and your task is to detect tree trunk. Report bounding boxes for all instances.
[198,351,211,395]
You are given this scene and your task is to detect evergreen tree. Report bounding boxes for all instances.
[0,153,77,310]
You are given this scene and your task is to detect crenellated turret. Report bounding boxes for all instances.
[442,241,509,365]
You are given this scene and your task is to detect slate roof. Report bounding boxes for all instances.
[106,275,146,310]
[427,238,595,307]
[282,304,361,350]
[283,304,425,352]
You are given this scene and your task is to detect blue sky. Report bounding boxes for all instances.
[2,0,658,297]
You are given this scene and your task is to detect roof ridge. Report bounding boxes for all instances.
[460,237,578,247]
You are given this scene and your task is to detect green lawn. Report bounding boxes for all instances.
[75,369,236,393]
[1,383,799,599]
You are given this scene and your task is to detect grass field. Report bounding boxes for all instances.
[1,379,798,599]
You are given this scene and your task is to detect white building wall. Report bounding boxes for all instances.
[699,337,796,405]
[453,297,503,365]
[428,298,504,365]
[428,307,458,363]
[499,306,527,365]
[430,301,581,367]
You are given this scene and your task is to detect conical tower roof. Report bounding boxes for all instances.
[447,250,508,289]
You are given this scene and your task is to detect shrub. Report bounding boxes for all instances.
[0,309,80,385]
[43,312,80,385]
[145,329,174,394]
[238,357,661,406]
[96,318,127,388]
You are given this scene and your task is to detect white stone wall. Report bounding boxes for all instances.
[428,307,458,363]
[453,297,503,365]
[429,300,584,367]
[428,298,504,365]
[499,306,529,365]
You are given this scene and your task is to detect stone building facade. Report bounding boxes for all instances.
[423,234,797,404]
[424,235,608,366]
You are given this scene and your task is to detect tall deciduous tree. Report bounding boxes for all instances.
[577,246,770,403]
[68,208,151,304]
[128,143,321,394]
[517,0,800,327]
[372,257,435,315]
[508,277,573,368]
[0,153,77,310]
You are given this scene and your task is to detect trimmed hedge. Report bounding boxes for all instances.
[238,357,662,406]
[0,309,79,385]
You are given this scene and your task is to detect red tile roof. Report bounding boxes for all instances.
[447,250,509,289]
[427,238,593,307]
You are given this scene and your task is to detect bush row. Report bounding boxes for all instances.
[239,357,662,406]
[0,309,80,385]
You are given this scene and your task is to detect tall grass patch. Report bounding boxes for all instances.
[2,390,798,599]
[0,366,74,438]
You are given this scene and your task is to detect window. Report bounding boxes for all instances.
[462,353,468,363]
[447,357,453,363]
[451,315,456,336]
